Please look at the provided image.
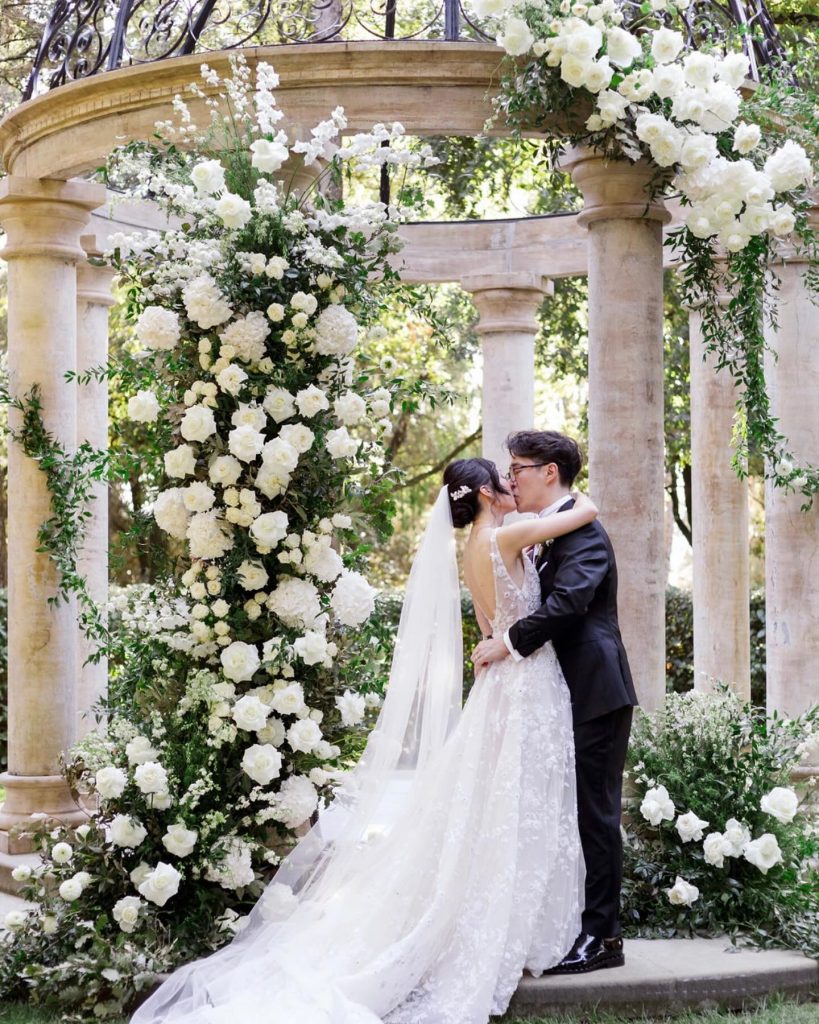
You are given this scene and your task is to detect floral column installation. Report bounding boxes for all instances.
[0,176,106,850]
[462,273,551,469]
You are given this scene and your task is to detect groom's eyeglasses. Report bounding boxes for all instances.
[504,462,550,481]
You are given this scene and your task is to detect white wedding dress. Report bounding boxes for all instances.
[133,497,583,1024]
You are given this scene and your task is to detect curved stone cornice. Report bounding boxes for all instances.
[0,41,505,180]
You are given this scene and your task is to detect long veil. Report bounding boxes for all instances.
[133,485,464,1022]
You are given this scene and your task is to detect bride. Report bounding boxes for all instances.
[132,457,598,1024]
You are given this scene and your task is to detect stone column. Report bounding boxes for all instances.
[561,147,669,713]
[688,291,751,697]
[764,222,819,780]
[76,235,116,738]
[462,273,551,469]
[0,177,106,850]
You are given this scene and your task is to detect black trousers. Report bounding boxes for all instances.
[574,704,633,939]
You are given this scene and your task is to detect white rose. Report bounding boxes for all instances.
[682,51,716,88]
[722,818,751,857]
[58,877,83,902]
[263,387,297,422]
[138,862,182,907]
[162,822,198,858]
[294,630,332,666]
[112,895,144,933]
[241,743,283,785]
[95,765,128,799]
[129,861,152,887]
[650,26,684,64]
[182,481,216,514]
[215,192,252,230]
[717,226,751,253]
[250,138,289,173]
[498,16,534,55]
[618,68,653,102]
[232,694,270,733]
[764,140,813,193]
[216,363,249,397]
[229,425,266,463]
[680,133,718,172]
[583,57,613,93]
[278,423,315,454]
[596,89,629,125]
[164,444,197,479]
[330,570,377,627]
[287,718,323,754]
[209,454,243,487]
[717,50,750,89]
[221,641,261,683]
[262,437,300,474]
[732,123,761,155]
[335,689,366,727]
[134,761,169,795]
[313,304,359,357]
[257,717,287,747]
[109,814,148,848]
[191,159,226,194]
[675,810,709,843]
[667,875,699,907]
[271,683,307,717]
[760,786,799,824]
[651,64,685,100]
[639,784,675,826]
[769,205,796,236]
[231,403,267,433]
[702,831,732,868]
[51,841,74,865]
[266,302,286,322]
[127,390,160,423]
[237,560,269,590]
[135,307,181,351]
[126,736,159,765]
[153,488,191,539]
[326,426,359,460]
[563,19,603,58]
[560,54,594,89]
[604,26,641,68]
[250,511,289,549]
[743,833,784,874]
[180,405,217,443]
[295,385,330,418]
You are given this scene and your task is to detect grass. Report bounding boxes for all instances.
[0,995,817,1024]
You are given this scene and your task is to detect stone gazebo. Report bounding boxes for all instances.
[0,0,816,871]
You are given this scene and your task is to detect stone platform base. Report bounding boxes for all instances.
[507,937,819,1018]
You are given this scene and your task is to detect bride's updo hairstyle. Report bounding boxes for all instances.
[443,458,509,529]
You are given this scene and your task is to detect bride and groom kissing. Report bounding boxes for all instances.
[134,429,639,1024]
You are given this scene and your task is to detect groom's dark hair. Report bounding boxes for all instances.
[505,430,583,487]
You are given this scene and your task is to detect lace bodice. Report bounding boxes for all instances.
[487,529,542,634]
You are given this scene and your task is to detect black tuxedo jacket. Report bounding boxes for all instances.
[507,499,638,726]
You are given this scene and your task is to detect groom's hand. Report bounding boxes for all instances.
[471,636,510,669]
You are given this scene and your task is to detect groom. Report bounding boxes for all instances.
[472,430,638,973]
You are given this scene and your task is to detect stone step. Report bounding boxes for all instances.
[508,937,819,1018]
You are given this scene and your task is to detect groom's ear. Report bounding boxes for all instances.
[544,462,559,484]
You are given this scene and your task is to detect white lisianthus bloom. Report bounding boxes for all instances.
[164,444,197,480]
[112,895,144,933]
[4,910,28,931]
[191,159,226,194]
[675,810,709,843]
[260,882,298,922]
[703,831,732,868]
[134,761,169,795]
[743,833,783,874]
[208,454,243,487]
[326,426,359,460]
[250,510,289,549]
[109,814,148,848]
[242,743,283,785]
[187,511,234,559]
[58,877,84,902]
[250,137,289,173]
[153,488,191,539]
[639,784,675,826]
[182,481,216,514]
[183,274,233,329]
[135,307,181,351]
[666,875,699,906]
[232,694,270,732]
[267,577,322,628]
[769,205,796,236]
[333,392,367,426]
[294,630,332,666]
[604,26,641,68]
[162,823,198,858]
[760,786,799,824]
[650,26,684,64]
[95,765,128,799]
[682,51,716,88]
[273,775,319,829]
[237,560,269,590]
[263,387,297,422]
[229,424,266,463]
[221,641,261,683]
[138,862,182,907]
[717,50,750,89]
[732,122,761,154]
[214,192,252,230]
[51,841,74,865]
[126,736,159,765]
[331,570,377,627]
[127,390,160,423]
[295,384,330,418]
[271,682,307,717]
[764,140,813,193]
[498,16,534,55]
[287,718,323,754]
[335,689,366,727]
[680,132,718,172]
[216,363,249,397]
[313,304,359,357]
[722,818,751,857]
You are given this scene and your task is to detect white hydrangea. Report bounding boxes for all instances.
[183,274,233,329]
[313,304,359,357]
[205,838,255,890]
[267,577,322,629]
[330,570,377,626]
[187,511,234,560]
[153,488,191,539]
[135,307,181,351]
[272,775,318,830]
[219,312,270,364]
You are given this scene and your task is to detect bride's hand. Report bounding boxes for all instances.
[571,491,596,512]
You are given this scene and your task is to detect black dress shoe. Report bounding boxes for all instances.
[545,933,624,974]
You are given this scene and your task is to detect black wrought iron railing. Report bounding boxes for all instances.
[23,0,790,101]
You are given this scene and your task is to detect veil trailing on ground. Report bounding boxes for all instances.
[133,485,464,1023]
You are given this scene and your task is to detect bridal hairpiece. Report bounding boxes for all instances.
[450,485,472,501]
